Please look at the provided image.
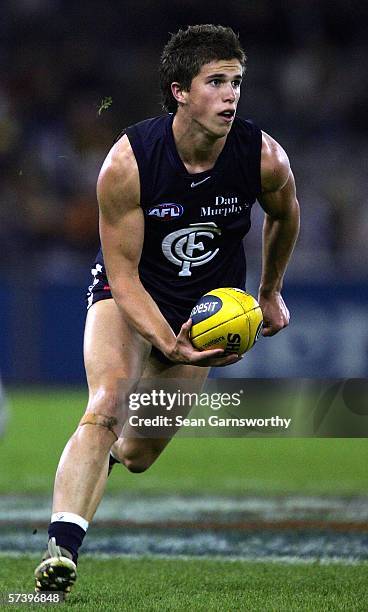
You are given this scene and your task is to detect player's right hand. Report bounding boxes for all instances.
[165,319,242,367]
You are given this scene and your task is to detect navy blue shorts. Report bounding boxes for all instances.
[86,263,182,365]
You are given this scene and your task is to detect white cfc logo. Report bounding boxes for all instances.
[162,222,221,276]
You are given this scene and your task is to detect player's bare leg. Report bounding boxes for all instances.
[35,299,151,593]
[53,299,151,520]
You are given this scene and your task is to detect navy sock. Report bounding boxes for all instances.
[48,521,86,564]
[109,453,120,468]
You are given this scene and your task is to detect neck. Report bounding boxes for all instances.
[172,112,227,174]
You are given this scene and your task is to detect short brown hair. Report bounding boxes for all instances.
[159,24,246,113]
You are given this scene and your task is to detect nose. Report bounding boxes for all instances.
[223,82,236,103]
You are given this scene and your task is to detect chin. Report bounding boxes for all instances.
[196,118,231,139]
[203,122,230,139]
[213,125,232,138]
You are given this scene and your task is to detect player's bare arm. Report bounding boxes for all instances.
[257,132,300,336]
[98,136,238,366]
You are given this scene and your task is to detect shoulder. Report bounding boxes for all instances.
[97,134,140,216]
[260,131,290,193]
[98,134,138,190]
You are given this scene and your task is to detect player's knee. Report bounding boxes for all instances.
[122,449,158,474]
[82,384,130,439]
[87,385,124,417]
[123,458,149,473]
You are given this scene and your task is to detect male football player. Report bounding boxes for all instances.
[35,24,299,593]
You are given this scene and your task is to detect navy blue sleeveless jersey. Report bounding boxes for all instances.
[92,114,262,329]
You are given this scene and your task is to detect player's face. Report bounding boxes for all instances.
[184,59,243,137]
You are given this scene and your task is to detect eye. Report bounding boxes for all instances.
[232,80,241,88]
[210,79,222,87]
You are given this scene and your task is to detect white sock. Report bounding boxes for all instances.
[51,512,89,532]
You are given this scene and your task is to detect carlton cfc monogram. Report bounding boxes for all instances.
[161,222,222,277]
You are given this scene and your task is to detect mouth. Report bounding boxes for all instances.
[217,109,235,123]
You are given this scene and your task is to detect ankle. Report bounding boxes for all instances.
[48,514,88,564]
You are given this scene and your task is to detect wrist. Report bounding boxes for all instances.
[258,286,282,298]
[159,340,177,360]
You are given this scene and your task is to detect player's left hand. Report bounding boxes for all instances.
[258,291,290,337]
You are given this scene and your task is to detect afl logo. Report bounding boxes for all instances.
[148,203,184,220]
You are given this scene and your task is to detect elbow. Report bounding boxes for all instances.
[108,275,140,306]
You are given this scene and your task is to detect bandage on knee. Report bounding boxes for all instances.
[79,413,120,439]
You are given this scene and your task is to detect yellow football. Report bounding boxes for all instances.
[189,288,263,356]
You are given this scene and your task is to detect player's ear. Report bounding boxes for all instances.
[171,82,188,106]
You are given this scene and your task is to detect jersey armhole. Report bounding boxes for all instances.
[124,126,152,206]
[249,123,262,201]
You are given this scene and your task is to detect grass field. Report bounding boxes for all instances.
[0,388,367,610]
[1,388,368,495]
[1,557,367,611]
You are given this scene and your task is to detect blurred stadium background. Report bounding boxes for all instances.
[0,2,367,607]
[0,0,367,382]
